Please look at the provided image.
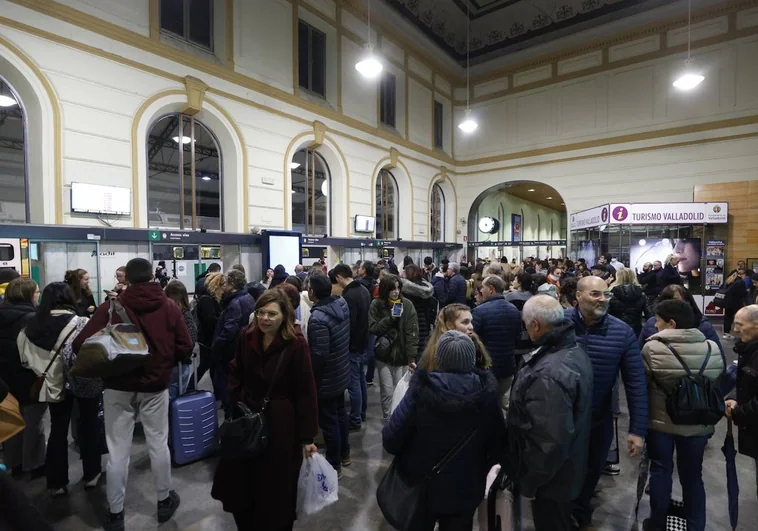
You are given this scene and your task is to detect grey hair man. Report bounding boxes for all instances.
[444,261,468,306]
[509,295,593,531]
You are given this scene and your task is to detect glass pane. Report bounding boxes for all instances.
[182,117,192,229]
[160,0,184,36]
[376,171,397,240]
[311,29,326,96]
[0,78,27,223]
[431,184,444,242]
[291,149,329,236]
[298,22,309,90]
[434,101,443,148]
[312,153,329,236]
[189,0,212,48]
[193,120,222,231]
[148,115,183,229]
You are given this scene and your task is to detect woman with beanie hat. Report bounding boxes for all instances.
[381,331,506,530]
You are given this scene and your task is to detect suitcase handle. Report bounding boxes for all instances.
[177,349,199,397]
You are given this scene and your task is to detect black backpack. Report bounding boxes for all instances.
[654,342,724,426]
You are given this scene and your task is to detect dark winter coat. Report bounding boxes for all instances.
[507,323,593,500]
[609,284,647,335]
[382,369,505,515]
[446,273,468,306]
[270,265,288,289]
[357,275,377,298]
[212,290,256,365]
[75,290,96,317]
[566,308,649,437]
[637,270,658,297]
[369,297,419,367]
[307,296,350,399]
[196,294,221,347]
[401,280,437,361]
[732,339,758,458]
[656,263,682,292]
[640,314,722,354]
[431,273,448,306]
[341,280,372,353]
[472,296,521,379]
[211,327,318,527]
[195,272,210,298]
[0,302,38,406]
[720,278,748,310]
[73,283,193,392]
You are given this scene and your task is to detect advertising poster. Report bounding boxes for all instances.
[511,214,522,242]
[703,240,726,316]
[629,237,702,291]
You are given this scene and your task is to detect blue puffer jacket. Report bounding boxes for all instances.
[383,369,505,516]
[566,308,648,437]
[639,314,723,354]
[432,272,448,306]
[307,295,351,399]
[447,273,468,306]
[472,296,521,379]
[212,289,256,363]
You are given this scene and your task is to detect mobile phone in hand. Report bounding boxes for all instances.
[391,302,403,317]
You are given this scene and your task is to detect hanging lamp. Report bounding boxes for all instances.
[0,81,17,108]
[355,0,383,79]
[673,0,704,90]
[458,3,477,133]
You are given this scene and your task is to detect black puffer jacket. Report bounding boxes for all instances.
[307,296,350,399]
[609,284,647,335]
[357,276,377,298]
[0,302,38,405]
[733,338,758,459]
[341,280,372,353]
[401,280,437,360]
[637,270,658,297]
[507,322,593,500]
[656,263,682,292]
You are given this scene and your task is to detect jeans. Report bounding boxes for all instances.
[317,393,350,470]
[103,389,171,514]
[375,361,408,420]
[533,497,572,531]
[647,431,708,531]
[365,334,376,383]
[572,412,615,526]
[47,395,102,489]
[419,510,475,531]
[3,402,47,472]
[348,352,367,427]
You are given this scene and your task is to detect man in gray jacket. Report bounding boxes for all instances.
[507,295,593,531]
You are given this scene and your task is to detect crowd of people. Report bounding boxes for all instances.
[0,251,757,531]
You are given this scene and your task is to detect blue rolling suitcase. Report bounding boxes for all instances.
[170,356,219,466]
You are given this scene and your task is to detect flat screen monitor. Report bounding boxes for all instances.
[354,215,376,233]
[71,182,131,216]
[262,231,302,278]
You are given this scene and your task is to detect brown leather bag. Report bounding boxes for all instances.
[29,327,78,403]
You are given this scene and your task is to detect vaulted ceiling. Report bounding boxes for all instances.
[382,0,678,65]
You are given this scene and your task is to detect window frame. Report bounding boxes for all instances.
[298,20,327,98]
[160,0,214,52]
[0,76,29,223]
[430,183,445,242]
[433,100,444,149]
[291,148,332,236]
[376,169,399,240]
[380,72,397,128]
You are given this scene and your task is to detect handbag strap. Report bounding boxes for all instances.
[41,320,79,377]
[112,299,133,325]
[260,344,291,412]
[429,427,477,476]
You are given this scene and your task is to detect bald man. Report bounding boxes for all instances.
[509,295,593,531]
[726,305,758,498]
[568,276,648,529]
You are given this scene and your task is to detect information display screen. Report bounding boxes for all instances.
[264,232,302,276]
[354,215,376,233]
[71,182,131,216]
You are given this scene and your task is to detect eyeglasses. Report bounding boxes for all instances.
[580,290,613,300]
[257,311,281,319]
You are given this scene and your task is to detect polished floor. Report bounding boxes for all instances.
[12,332,758,530]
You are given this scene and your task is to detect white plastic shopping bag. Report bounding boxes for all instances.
[296,453,339,517]
[390,370,413,415]
[477,464,522,531]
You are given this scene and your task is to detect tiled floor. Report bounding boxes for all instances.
[13,331,758,530]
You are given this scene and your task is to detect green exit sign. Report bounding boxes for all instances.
[148,231,161,241]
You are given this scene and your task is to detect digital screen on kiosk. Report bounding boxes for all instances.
[630,238,702,286]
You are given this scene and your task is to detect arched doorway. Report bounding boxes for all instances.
[0,76,27,223]
[468,181,567,262]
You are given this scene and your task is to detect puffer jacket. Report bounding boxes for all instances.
[369,297,418,366]
[642,328,724,437]
[609,284,647,335]
[357,275,377,298]
[472,296,521,379]
[401,280,437,360]
[0,302,37,406]
[341,280,372,354]
[446,273,468,306]
[637,270,658,297]
[307,296,350,399]
[731,339,758,458]
[212,289,256,364]
[566,308,648,437]
[382,369,505,516]
[507,322,593,501]
[431,272,448,306]
[640,314,722,354]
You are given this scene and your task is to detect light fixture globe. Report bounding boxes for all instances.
[321,180,328,197]
[458,109,478,133]
[0,94,17,107]
[172,135,192,144]
[673,71,704,90]
[356,43,383,79]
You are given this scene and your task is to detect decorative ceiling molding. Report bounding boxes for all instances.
[182,76,209,115]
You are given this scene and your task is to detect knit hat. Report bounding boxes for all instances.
[434,330,476,373]
[537,283,558,299]
[0,269,19,284]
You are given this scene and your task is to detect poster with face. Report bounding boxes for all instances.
[704,240,726,293]
[630,238,702,290]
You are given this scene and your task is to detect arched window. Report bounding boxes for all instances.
[0,77,27,223]
[291,148,330,236]
[430,183,445,242]
[497,203,505,241]
[147,113,222,230]
[376,169,398,240]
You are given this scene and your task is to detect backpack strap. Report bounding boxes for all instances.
[696,342,712,377]
[112,299,133,325]
[40,319,79,378]
[260,344,291,413]
[662,342,694,378]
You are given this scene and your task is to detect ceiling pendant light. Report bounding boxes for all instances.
[172,135,192,144]
[458,3,477,134]
[0,82,17,107]
[673,0,704,90]
[355,0,383,79]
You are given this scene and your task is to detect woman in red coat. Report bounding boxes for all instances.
[211,289,319,530]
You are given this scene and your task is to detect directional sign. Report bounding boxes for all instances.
[148,231,161,242]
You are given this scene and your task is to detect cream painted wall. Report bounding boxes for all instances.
[476,192,563,243]
[54,0,150,37]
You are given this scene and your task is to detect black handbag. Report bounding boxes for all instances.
[218,346,289,460]
[376,427,477,531]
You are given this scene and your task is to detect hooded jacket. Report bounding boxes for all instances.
[732,338,758,458]
[472,296,521,379]
[566,308,648,437]
[642,328,724,437]
[609,284,647,335]
[369,297,419,366]
[507,322,593,500]
[341,280,372,353]
[73,282,193,392]
[401,280,437,360]
[307,295,350,398]
[383,369,505,515]
[0,302,39,405]
[213,289,256,364]
[446,273,468,306]
[269,265,288,289]
[640,314,722,354]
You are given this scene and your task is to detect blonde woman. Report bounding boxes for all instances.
[418,303,492,372]
[657,254,682,291]
[609,268,647,335]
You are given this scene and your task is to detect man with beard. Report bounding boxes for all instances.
[567,276,648,530]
